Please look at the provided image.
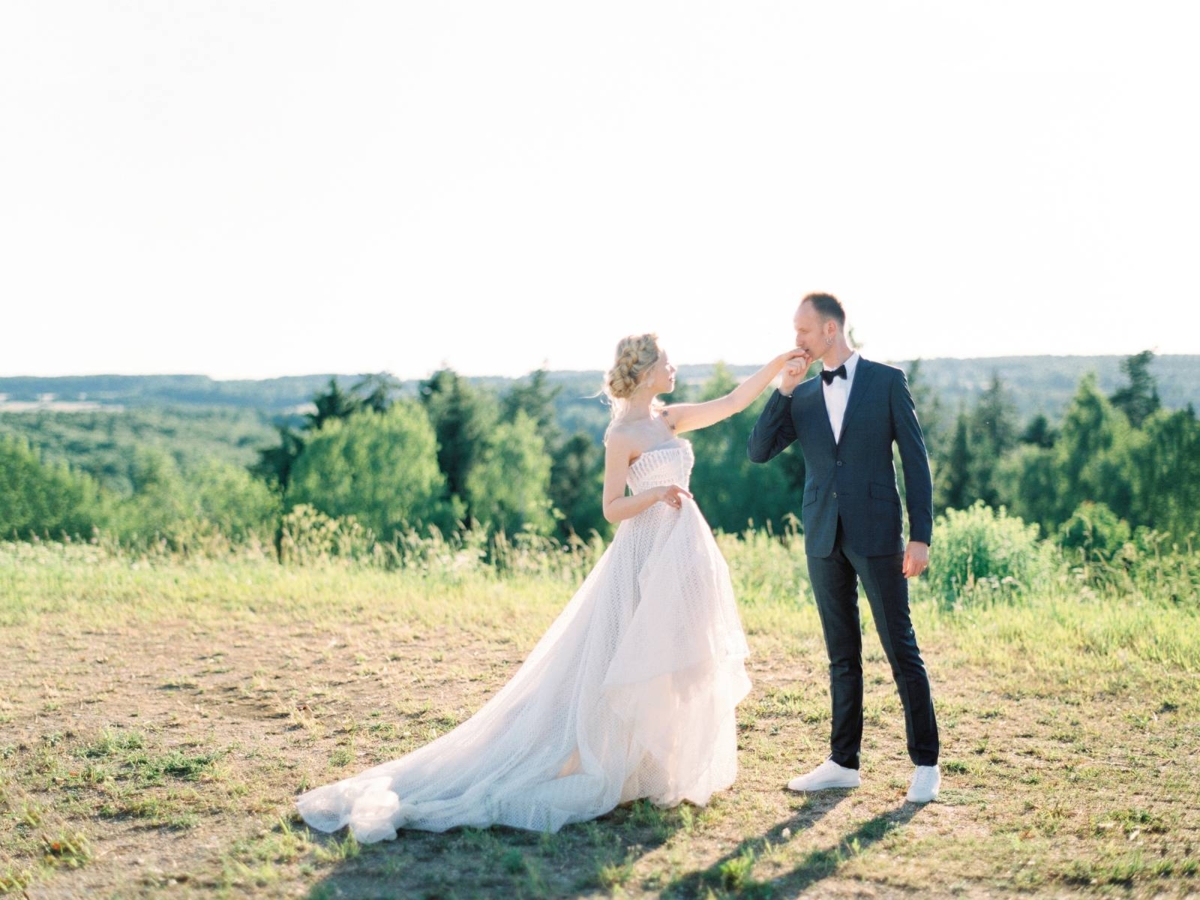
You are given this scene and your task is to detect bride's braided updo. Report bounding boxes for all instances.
[603,333,661,402]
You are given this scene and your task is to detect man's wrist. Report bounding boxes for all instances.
[778,387,794,399]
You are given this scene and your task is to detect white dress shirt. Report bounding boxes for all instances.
[823,352,859,444]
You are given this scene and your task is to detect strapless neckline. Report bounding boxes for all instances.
[630,437,687,466]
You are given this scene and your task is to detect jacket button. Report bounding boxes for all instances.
[833,492,838,499]
[836,460,843,466]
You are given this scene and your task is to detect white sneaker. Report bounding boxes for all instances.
[907,764,941,803]
[787,758,861,792]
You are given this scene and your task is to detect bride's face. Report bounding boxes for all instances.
[645,351,677,396]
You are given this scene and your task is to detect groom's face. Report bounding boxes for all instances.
[793,302,829,358]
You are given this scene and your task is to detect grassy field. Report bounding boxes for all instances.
[1,537,1198,899]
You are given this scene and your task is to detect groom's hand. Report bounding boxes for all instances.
[902,541,929,578]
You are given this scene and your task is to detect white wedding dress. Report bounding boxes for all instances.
[296,437,751,841]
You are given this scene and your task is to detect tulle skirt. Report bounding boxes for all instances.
[296,498,750,841]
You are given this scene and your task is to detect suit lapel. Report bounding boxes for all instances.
[837,357,877,444]
[798,376,837,452]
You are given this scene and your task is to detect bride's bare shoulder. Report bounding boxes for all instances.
[604,423,635,449]
[605,423,655,465]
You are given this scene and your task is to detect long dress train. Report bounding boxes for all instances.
[296,437,751,841]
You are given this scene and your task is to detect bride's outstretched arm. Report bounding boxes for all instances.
[662,349,809,434]
[601,430,692,523]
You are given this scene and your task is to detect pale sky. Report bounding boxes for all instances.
[3,1,1197,380]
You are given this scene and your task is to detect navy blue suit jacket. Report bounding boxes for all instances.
[747,357,933,558]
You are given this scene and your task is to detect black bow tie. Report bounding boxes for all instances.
[821,364,848,385]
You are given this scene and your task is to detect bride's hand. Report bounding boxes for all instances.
[778,348,810,394]
[656,484,693,509]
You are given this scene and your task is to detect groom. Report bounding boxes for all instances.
[747,292,941,803]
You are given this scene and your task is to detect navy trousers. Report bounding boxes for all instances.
[807,518,939,769]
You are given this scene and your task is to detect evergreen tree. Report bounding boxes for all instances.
[252,423,305,488]
[906,359,946,460]
[256,376,396,490]
[1053,373,1134,523]
[501,370,562,448]
[306,377,362,431]
[972,374,1018,455]
[352,372,403,415]
[969,373,1018,508]
[418,369,498,507]
[1109,350,1161,428]
[549,432,609,541]
[1019,413,1058,449]
[997,444,1058,535]
[1128,405,1200,538]
[937,409,973,511]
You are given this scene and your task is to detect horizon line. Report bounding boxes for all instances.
[0,350,1186,383]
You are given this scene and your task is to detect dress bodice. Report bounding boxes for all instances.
[627,438,694,493]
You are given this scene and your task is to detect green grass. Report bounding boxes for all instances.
[0,537,1198,898]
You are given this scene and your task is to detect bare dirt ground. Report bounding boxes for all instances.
[3,593,1199,899]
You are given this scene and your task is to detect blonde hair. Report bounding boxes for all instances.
[603,333,661,402]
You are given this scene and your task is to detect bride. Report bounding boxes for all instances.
[297,335,807,841]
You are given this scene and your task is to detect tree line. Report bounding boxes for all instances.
[1,352,1196,553]
[919,351,1199,551]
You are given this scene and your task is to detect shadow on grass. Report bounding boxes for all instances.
[293,790,869,899]
[297,796,696,899]
[665,796,922,898]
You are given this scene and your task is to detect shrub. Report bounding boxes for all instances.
[919,501,1057,608]
[1057,501,1132,563]
[715,516,809,607]
[187,459,281,543]
[278,504,375,565]
[106,450,280,551]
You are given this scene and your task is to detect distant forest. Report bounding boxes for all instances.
[2,353,1197,552]
[3,355,1198,414]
